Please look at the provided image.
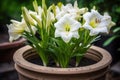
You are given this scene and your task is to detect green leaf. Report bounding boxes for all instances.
[116,7,120,13]
[113,27,120,33]
[118,48,120,51]
[103,36,119,46]
[90,35,101,44]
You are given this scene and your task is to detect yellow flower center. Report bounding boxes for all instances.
[64,23,71,32]
[90,18,100,28]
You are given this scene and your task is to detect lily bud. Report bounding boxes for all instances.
[74,1,78,8]
[42,0,47,15]
[51,4,56,16]
[57,2,63,9]
[30,13,42,28]
[79,8,88,14]
[22,7,36,26]
[33,0,38,13]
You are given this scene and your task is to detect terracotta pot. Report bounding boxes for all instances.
[0,33,26,62]
[13,46,112,80]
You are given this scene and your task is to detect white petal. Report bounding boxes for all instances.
[90,27,108,36]
[55,30,61,37]
[11,20,20,25]
[91,10,103,19]
[61,32,72,43]
[9,33,21,42]
[83,12,92,22]
[72,31,79,39]
[50,12,55,21]
[7,24,22,42]
[90,30,98,36]
[83,23,93,30]
[70,20,81,31]
[56,11,66,20]
[62,3,73,12]
[83,10,103,23]
[97,20,109,28]
[55,14,81,32]
[56,6,61,14]
[54,18,66,31]
[38,6,43,15]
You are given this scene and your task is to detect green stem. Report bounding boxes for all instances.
[76,56,83,67]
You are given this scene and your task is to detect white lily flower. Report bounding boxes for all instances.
[56,4,75,20]
[83,9,113,36]
[7,20,26,42]
[54,14,81,43]
[7,18,37,42]
[55,6,66,20]
[55,2,87,20]
[103,13,116,30]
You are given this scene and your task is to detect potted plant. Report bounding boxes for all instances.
[7,0,115,80]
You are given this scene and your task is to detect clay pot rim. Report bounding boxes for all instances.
[0,38,26,50]
[13,45,112,74]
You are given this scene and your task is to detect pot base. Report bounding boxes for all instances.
[15,64,108,80]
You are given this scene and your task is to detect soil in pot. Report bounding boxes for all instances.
[28,55,97,68]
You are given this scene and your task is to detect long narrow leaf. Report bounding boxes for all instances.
[113,27,120,33]
[103,35,119,46]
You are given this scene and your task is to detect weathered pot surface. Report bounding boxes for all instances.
[0,34,26,50]
[0,33,26,62]
[14,45,112,80]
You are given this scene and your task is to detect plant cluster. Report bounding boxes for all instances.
[7,0,115,68]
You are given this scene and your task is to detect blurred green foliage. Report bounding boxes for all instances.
[0,0,33,24]
[0,0,120,26]
[104,27,120,47]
